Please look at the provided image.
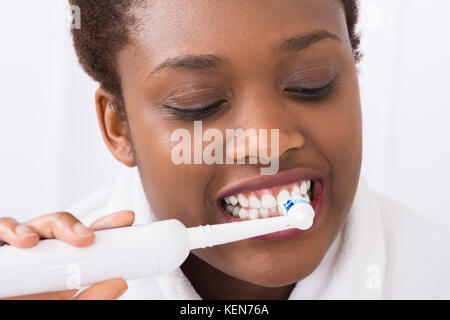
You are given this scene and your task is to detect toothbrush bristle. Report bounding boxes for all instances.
[283,197,310,214]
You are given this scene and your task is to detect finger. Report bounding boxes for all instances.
[1,289,78,300]
[89,210,135,231]
[75,278,128,300]
[0,217,39,248]
[24,212,95,247]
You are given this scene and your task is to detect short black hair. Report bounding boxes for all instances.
[69,0,361,117]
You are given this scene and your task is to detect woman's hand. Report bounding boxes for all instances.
[0,210,135,300]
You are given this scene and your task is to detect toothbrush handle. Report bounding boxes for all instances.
[0,219,190,298]
[187,216,296,249]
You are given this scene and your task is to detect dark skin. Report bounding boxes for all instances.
[95,0,362,300]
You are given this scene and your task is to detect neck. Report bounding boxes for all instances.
[180,253,295,300]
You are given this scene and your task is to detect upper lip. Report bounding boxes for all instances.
[216,167,327,201]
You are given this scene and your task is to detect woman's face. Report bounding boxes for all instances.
[109,0,362,287]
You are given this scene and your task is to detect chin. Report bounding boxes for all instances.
[231,262,314,288]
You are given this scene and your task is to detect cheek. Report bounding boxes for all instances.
[318,102,362,166]
[309,66,362,164]
[302,72,362,225]
[126,113,215,226]
[314,73,362,213]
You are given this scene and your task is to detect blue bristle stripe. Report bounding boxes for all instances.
[283,198,310,212]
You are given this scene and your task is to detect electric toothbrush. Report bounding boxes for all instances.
[0,198,314,298]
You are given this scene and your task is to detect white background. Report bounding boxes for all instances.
[0,1,449,227]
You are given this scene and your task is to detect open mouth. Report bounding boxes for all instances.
[220,180,313,219]
[217,173,324,226]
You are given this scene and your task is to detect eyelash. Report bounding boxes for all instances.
[284,76,338,101]
[163,98,228,120]
[163,77,337,120]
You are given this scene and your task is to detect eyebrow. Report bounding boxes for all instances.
[148,54,228,77]
[273,29,341,54]
[148,29,341,78]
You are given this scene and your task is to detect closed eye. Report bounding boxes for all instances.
[284,76,338,101]
[162,98,228,120]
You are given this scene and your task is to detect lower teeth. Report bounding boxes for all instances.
[222,202,290,219]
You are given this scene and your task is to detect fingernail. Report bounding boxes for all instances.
[15,224,37,238]
[73,223,93,238]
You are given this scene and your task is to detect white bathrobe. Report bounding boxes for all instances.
[69,167,450,299]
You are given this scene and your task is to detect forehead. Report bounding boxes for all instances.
[137,0,346,52]
[120,0,348,79]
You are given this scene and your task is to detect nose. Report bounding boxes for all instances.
[225,88,306,173]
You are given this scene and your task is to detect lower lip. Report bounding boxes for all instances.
[217,180,325,241]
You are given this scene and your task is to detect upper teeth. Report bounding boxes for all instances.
[291,185,301,197]
[261,194,277,208]
[249,196,261,208]
[222,180,312,219]
[238,194,249,207]
[276,190,290,206]
[229,196,238,206]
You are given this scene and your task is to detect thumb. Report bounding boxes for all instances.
[75,278,128,300]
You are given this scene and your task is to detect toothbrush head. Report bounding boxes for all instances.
[283,198,315,230]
